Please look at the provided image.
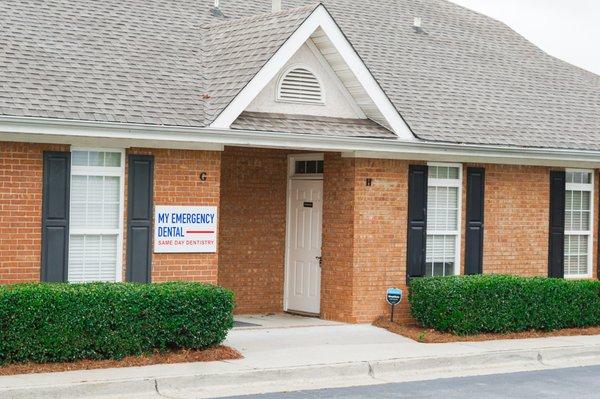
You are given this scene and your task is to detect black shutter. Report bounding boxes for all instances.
[41,151,71,282]
[406,165,428,282]
[127,155,154,283]
[548,171,565,278]
[465,167,485,275]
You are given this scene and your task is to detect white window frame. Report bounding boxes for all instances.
[69,147,125,282]
[564,169,594,279]
[288,152,324,180]
[426,162,463,276]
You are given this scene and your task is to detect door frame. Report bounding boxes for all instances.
[283,153,324,314]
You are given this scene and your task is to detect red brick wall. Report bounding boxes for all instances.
[218,147,288,314]
[0,143,221,285]
[0,142,68,283]
[475,164,550,276]
[462,164,599,278]
[352,158,412,323]
[340,161,599,324]
[127,148,221,283]
[1,141,598,325]
[321,153,356,322]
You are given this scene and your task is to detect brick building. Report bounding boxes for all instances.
[1,1,599,324]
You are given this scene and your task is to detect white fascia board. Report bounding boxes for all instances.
[209,5,414,141]
[0,117,225,151]
[2,116,600,168]
[342,150,600,168]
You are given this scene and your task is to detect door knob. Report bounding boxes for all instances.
[316,256,322,267]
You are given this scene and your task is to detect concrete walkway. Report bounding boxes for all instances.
[2,314,600,398]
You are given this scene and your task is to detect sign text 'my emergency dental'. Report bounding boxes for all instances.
[154,206,217,253]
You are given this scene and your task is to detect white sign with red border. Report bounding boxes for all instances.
[154,206,217,253]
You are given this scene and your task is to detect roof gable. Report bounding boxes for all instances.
[202,5,317,126]
[244,41,364,119]
[207,4,414,141]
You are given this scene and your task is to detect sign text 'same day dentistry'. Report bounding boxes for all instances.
[154,206,217,253]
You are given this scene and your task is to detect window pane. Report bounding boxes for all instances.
[565,190,591,231]
[104,152,121,167]
[564,234,589,276]
[103,204,120,228]
[88,151,103,166]
[294,159,323,175]
[567,171,592,184]
[295,161,306,174]
[71,176,120,229]
[68,235,85,282]
[425,262,455,277]
[581,211,590,230]
[581,191,590,210]
[427,186,458,230]
[72,151,88,166]
[70,176,88,228]
[88,176,104,200]
[566,172,573,183]
[565,210,573,230]
[100,235,118,280]
[428,166,439,179]
[426,234,456,276]
[447,167,459,179]
[68,234,118,283]
[429,166,459,180]
[104,176,120,202]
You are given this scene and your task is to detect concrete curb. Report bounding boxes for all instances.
[3,344,600,399]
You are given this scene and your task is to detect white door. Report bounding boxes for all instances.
[286,179,323,314]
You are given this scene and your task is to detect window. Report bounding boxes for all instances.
[426,164,462,276]
[277,66,324,104]
[295,160,324,175]
[564,170,593,278]
[68,149,124,283]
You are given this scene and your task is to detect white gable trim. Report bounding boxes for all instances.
[304,39,365,118]
[210,5,414,140]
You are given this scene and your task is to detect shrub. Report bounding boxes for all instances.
[409,275,600,335]
[0,282,234,365]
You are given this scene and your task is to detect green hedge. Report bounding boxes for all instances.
[0,282,234,365]
[409,275,600,335]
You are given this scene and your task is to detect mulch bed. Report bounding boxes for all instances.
[0,345,242,376]
[373,316,600,343]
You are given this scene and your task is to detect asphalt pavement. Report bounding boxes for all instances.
[222,364,600,398]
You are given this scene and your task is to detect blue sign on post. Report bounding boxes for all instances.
[386,288,403,322]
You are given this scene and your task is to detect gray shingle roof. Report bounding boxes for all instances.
[1,0,599,150]
[202,5,318,125]
[232,112,396,138]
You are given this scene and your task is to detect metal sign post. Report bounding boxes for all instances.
[386,288,403,322]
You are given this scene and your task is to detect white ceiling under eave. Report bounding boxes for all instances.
[309,27,391,130]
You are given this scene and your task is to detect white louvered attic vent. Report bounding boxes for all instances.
[277,67,324,104]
